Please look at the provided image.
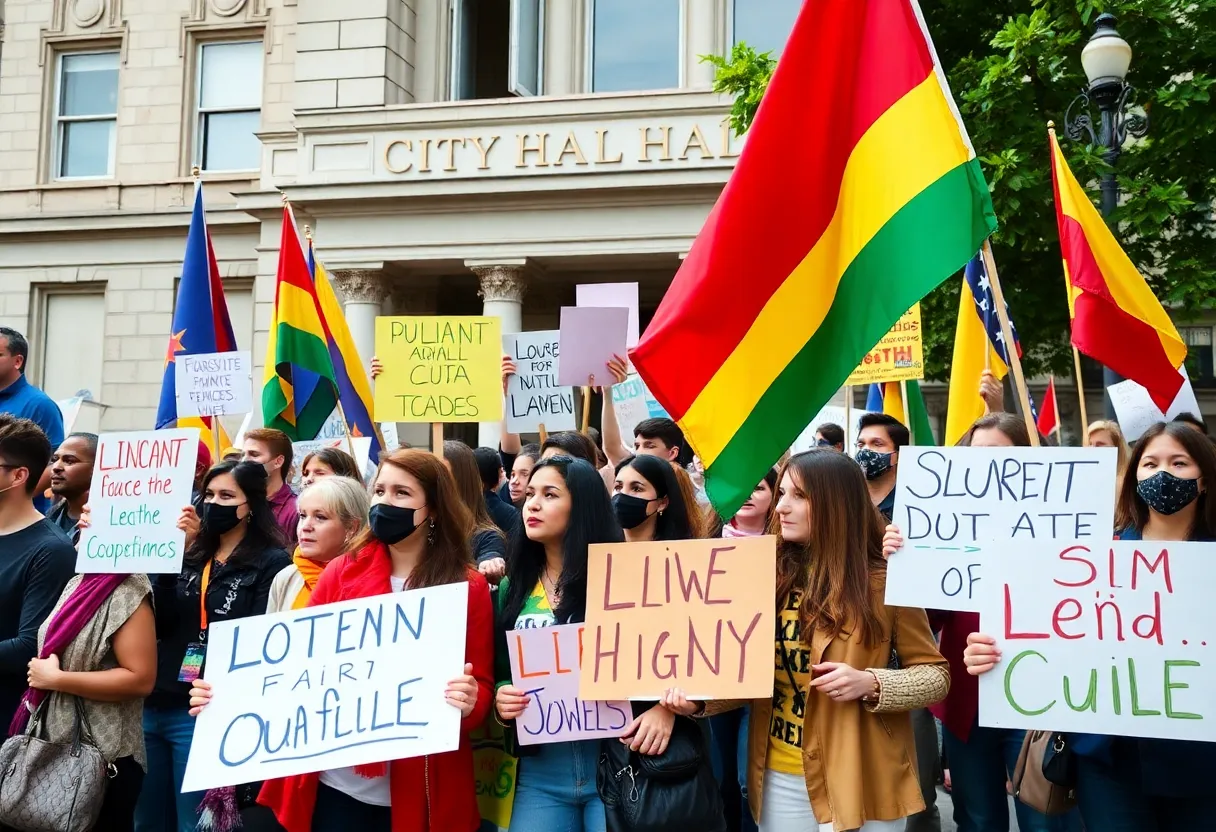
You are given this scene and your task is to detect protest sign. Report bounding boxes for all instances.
[379,422,400,452]
[373,316,503,423]
[790,404,875,454]
[175,351,253,418]
[884,446,1117,612]
[471,721,516,828]
[978,539,1214,742]
[183,582,468,791]
[503,331,576,433]
[576,282,640,348]
[846,304,924,386]
[1108,368,1201,441]
[580,536,777,700]
[76,429,199,574]
[507,623,630,745]
[611,374,666,439]
[557,307,629,388]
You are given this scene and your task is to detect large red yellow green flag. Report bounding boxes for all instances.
[631,0,996,515]
[1049,129,1186,411]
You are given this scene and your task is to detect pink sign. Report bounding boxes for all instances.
[557,306,629,387]
[505,623,631,746]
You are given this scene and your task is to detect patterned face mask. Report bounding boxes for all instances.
[855,448,893,481]
[1135,471,1201,516]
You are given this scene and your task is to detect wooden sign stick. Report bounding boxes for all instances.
[581,386,592,435]
[431,422,443,454]
[538,423,548,445]
[982,240,1040,447]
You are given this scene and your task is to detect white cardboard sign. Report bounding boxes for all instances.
[503,331,576,433]
[576,282,640,349]
[76,429,199,574]
[183,583,469,791]
[175,351,253,418]
[884,446,1117,611]
[978,539,1215,742]
[1107,369,1202,441]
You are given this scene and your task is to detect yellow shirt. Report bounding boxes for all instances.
[767,590,810,774]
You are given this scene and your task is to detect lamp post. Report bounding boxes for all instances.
[1064,12,1149,418]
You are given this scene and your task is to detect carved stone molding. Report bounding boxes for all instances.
[48,0,124,32]
[470,263,529,305]
[187,0,266,21]
[331,269,388,305]
[387,284,438,316]
[72,0,106,28]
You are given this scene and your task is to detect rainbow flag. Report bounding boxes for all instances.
[307,241,383,460]
[156,182,234,458]
[261,205,338,440]
[1050,129,1186,411]
[867,381,936,447]
[631,0,995,514]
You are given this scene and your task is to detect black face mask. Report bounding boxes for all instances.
[855,448,894,481]
[202,502,244,535]
[612,493,657,530]
[1136,471,1201,516]
[369,504,421,545]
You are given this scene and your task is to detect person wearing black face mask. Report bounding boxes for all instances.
[855,413,909,523]
[612,454,697,543]
[137,460,289,832]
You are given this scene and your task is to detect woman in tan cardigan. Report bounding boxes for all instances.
[666,449,949,832]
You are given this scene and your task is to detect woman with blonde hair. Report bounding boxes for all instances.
[1088,420,1130,528]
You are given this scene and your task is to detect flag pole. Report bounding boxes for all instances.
[981,239,1040,447]
[210,417,222,464]
[899,379,914,444]
[843,385,852,447]
[1072,347,1091,446]
[334,398,359,461]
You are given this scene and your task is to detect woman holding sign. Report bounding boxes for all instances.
[252,448,494,832]
[668,449,950,832]
[962,421,1216,831]
[136,460,291,832]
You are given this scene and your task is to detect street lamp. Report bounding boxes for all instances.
[1064,12,1149,417]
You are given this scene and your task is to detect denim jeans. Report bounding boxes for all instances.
[134,704,206,832]
[758,769,906,832]
[941,722,1080,832]
[709,708,758,832]
[509,739,606,832]
[1075,750,1216,830]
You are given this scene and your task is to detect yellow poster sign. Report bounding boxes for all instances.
[846,304,924,386]
[373,316,503,423]
[471,721,516,828]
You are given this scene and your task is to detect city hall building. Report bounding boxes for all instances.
[0,0,1210,447]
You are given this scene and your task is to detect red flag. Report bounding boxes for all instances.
[1036,376,1060,438]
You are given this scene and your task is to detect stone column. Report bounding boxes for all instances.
[331,269,388,376]
[684,0,722,88]
[468,259,529,449]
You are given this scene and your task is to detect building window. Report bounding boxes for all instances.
[731,0,801,56]
[509,0,545,96]
[195,41,263,172]
[589,0,679,93]
[1181,325,1214,385]
[53,52,119,179]
[41,291,106,401]
[449,0,518,101]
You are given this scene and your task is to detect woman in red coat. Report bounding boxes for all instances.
[193,448,494,832]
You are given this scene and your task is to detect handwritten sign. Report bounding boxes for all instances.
[471,721,516,827]
[76,429,199,574]
[884,446,1118,612]
[182,583,468,791]
[978,540,1214,742]
[290,437,373,491]
[503,331,575,433]
[507,623,630,745]
[580,536,777,700]
[175,351,253,418]
[846,304,923,386]
[373,316,503,423]
[1107,368,1201,441]
[576,282,640,349]
[557,307,629,388]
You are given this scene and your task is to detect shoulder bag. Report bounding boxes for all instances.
[1012,730,1078,815]
[0,695,110,832]
[597,711,726,832]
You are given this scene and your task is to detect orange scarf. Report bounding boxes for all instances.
[290,549,328,610]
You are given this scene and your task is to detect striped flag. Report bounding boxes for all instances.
[1050,129,1186,411]
[631,0,995,514]
[1036,376,1060,440]
[866,381,936,446]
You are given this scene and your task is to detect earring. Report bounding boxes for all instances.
[427,517,436,546]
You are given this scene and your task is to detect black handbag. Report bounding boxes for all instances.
[597,712,726,832]
[1041,732,1077,787]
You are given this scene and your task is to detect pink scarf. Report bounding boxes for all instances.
[9,574,127,735]
[723,520,763,538]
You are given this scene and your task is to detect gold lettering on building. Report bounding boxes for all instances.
[719,121,740,159]
[638,126,672,162]
[553,131,589,166]
[468,135,499,169]
[678,125,715,161]
[384,139,413,173]
[595,129,623,165]
[418,138,433,172]
[437,137,466,172]
[516,132,550,168]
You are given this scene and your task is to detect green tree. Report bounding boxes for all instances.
[704,1,1216,381]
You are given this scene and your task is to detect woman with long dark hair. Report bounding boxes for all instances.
[442,439,507,568]
[963,421,1216,830]
[134,461,290,832]
[611,454,697,542]
[669,450,949,831]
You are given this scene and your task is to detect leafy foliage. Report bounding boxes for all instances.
[706,0,1216,381]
